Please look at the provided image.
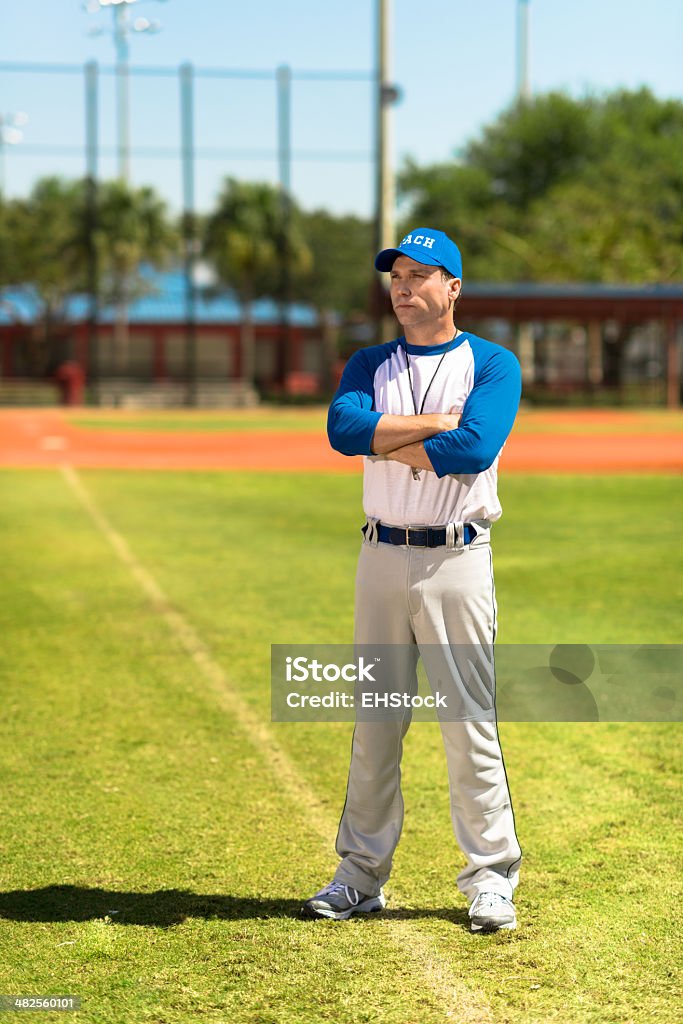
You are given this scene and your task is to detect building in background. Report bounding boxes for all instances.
[0,273,681,407]
[0,268,328,406]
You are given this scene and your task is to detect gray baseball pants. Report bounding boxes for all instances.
[333,524,522,902]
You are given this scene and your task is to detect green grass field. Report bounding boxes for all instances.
[66,409,331,434]
[1,468,681,1024]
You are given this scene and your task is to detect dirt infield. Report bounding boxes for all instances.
[0,408,681,473]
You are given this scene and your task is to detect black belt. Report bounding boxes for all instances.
[363,522,477,547]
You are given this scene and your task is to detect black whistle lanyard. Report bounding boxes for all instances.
[403,335,458,481]
[404,335,458,416]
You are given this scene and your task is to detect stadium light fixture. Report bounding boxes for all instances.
[82,0,168,375]
[84,0,168,180]
[0,112,28,193]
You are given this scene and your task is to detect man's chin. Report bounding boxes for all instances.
[393,309,418,326]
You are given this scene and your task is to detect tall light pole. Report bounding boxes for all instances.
[515,0,534,385]
[276,64,293,384]
[84,0,167,391]
[84,0,166,180]
[375,0,401,342]
[516,0,531,101]
[84,62,100,402]
[180,62,198,406]
[376,0,394,257]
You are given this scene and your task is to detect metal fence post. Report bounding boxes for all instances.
[85,60,100,405]
[180,61,198,406]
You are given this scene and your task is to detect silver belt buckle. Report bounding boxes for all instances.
[406,525,427,547]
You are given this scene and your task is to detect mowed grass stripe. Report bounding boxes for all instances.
[60,464,495,1024]
[60,465,334,839]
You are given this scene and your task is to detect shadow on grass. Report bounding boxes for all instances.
[0,886,468,928]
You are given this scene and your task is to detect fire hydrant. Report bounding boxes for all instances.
[54,361,85,406]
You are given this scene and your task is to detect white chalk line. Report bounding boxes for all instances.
[60,463,494,1024]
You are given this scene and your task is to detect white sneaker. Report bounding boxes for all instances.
[469,891,517,933]
[302,881,386,920]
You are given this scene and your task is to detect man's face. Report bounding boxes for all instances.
[389,255,461,329]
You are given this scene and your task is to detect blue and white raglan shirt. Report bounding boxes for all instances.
[327,332,522,527]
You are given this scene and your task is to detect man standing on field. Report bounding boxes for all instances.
[302,228,522,933]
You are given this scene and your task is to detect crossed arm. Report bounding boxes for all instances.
[370,413,461,471]
[327,346,521,477]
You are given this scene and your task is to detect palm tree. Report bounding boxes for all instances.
[203,178,310,385]
[0,176,177,377]
[1,178,92,373]
[94,180,178,373]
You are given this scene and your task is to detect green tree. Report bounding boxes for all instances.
[203,178,311,384]
[2,178,86,305]
[399,88,683,283]
[0,176,177,374]
[1,178,92,373]
[296,210,372,315]
[94,180,178,369]
[466,91,593,211]
[295,210,373,385]
[526,90,683,282]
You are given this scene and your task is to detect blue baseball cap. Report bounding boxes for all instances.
[375,227,463,280]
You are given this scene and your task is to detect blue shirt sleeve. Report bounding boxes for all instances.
[424,343,521,477]
[327,348,384,457]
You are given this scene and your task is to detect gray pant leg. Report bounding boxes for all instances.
[412,539,522,900]
[439,720,521,900]
[334,542,416,895]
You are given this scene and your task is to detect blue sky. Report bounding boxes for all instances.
[2,1,681,217]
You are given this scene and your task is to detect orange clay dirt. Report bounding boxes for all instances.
[0,408,681,474]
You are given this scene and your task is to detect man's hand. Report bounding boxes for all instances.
[370,412,461,455]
